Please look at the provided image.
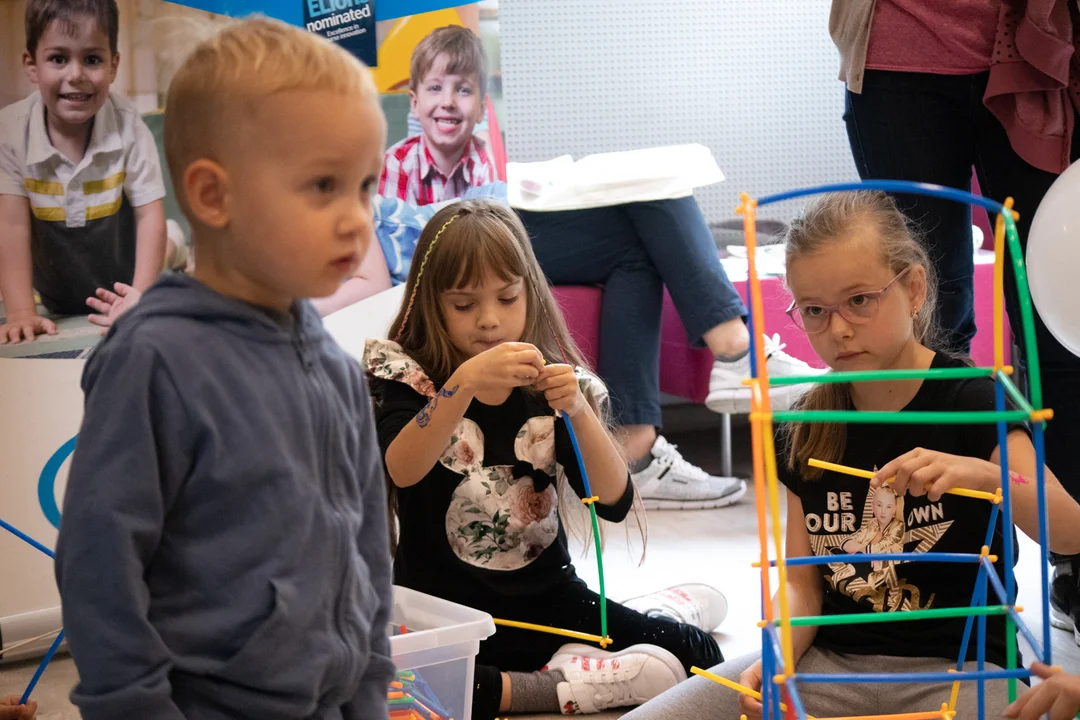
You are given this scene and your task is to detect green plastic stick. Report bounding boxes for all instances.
[587,503,607,641]
[996,370,1034,415]
[1004,216,1043,413]
[770,410,1031,425]
[777,605,1009,627]
[1006,614,1017,702]
[767,366,995,387]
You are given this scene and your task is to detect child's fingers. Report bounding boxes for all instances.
[874,448,924,486]
[1030,662,1058,679]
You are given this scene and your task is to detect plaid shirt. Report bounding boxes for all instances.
[378,133,496,207]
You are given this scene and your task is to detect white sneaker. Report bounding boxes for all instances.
[622,584,729,632]
[632,436,746,510]
[706,333,827,414]
[546,643,687,715]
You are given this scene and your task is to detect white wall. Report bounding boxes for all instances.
[499,0,859,224]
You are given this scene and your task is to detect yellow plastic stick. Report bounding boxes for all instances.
[824,712,950,720]
[492,619,609,647]
[808,459,1001,503]
[947,677,961,712]
[739,203,775,631]
[690,667,813,719]
[742,195,796,674]
[992,201,1014,372]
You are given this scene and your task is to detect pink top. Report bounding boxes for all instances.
[866,0,1001,75]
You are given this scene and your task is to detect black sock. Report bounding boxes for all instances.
[630,453,654,474]
[714,347,750,363]
[507,669,566,712]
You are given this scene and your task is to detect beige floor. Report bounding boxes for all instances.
[2,498,1076,720]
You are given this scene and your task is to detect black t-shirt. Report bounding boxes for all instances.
[370,349,633,611]
[777,353,1023,669]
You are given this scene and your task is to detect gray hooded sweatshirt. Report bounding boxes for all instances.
[55,273,394,720]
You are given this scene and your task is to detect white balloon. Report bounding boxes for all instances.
[1027,160,1080,358]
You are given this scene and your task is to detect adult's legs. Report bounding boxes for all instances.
[618,197,748,351]
[843,70,980,354]
[969,75,1080,503]
[520,206,666,430]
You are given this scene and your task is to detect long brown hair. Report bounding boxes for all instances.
[384,199,646,556]
[390,199,589,387]
[783,191,940,480]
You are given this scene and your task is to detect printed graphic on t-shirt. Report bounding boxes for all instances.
[443,416,563,571]
[807,485,954,613]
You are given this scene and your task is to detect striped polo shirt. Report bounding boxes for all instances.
[0,92,165,315]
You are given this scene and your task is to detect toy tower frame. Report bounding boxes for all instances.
[694,180,1053,720]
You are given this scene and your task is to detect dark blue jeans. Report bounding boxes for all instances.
[844,69,1080,500]
[519,196,747,428]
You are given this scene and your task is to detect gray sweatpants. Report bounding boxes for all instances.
[623,647,1014,719]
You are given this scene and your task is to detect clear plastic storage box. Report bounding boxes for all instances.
[389,586,495,720]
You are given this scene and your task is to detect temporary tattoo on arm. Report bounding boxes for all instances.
[1009,470,1029,485]
[416,385,459,428]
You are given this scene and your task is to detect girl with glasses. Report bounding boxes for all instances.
[624,191,1080,719]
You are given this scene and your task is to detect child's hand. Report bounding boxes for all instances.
[458,342,544,394]
[737,660,764,718]
[86,282,142,333]
[536,363,587,417]
[0,696,37,720]
[0,312,56,345]
[1005,662,1080,719]
[871,448,998,501]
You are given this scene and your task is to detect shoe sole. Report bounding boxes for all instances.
[706,387,792,414]
[1051,606,1075,632]
[550,643,689,683]
[641,481,747,510]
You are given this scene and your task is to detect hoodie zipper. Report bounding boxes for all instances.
[294,329,355,698]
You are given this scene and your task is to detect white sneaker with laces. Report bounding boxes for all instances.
[546,643,687,715]
[621,583,729,632]
[706,333,827,413]
[632,436,746,510]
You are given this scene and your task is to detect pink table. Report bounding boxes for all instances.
[554,253,1009,406]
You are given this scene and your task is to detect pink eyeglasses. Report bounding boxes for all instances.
[786,267,911,334]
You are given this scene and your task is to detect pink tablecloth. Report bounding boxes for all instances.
[554,257,1009,405]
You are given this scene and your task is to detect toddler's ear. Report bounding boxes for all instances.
[21,51,39,85]
[183,159,231,229]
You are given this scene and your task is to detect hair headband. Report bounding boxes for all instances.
[394,214,459,342]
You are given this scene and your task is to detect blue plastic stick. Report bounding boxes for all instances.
[995,381,1019,703]
[1008,608,1045,661]
[757,180,1008,216]
[955,570,987,672]
[982,556,1010,607]
[795,668,1029,684]
[955,502,1000,671]
[977,573,987,720]
[0,518,55,559]
[20,630,64,704]
[1033,424,1052,664]
[782,552,985,567]
[562,415,608,642]
[785,677,810,720]
[995,383,1015,605]
[761,625,772,720]
[746,277,758,381]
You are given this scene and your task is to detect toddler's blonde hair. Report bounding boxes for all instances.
[164,16,378,219]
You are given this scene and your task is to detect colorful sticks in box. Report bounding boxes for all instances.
[388,669,454,720]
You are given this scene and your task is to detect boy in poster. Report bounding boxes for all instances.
[379,25,497,205]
